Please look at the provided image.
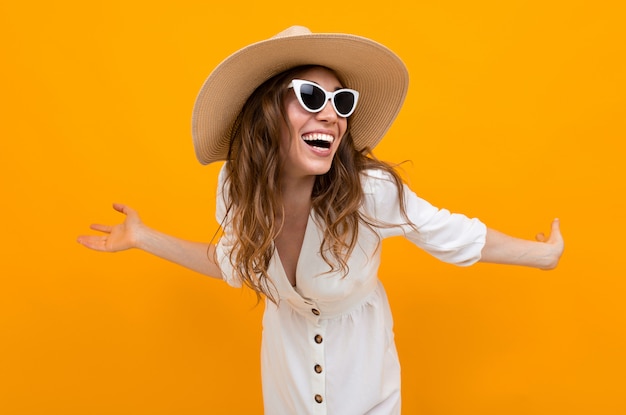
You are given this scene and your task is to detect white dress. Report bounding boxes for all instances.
[215,165,487,415]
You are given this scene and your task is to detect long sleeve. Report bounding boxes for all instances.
[214,163,243,287]
[362,169,487,266]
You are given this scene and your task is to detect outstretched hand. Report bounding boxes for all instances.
[481,218,565,270]
[77,203,143,252]
[535,218,565,269]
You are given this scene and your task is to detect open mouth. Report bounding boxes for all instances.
[302,133,333,150]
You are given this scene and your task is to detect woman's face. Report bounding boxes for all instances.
[279,67,348,182]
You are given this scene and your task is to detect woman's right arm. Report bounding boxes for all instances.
[77,203,223,279]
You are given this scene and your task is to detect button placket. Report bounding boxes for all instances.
[300,297,321,325]
[309,319,327,414]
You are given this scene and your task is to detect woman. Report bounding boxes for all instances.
[78,26,564,414]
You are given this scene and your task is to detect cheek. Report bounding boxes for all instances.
[279,100,295,145]
[278,120,292,155]
[338,119,348,140]
[279,108,303,156]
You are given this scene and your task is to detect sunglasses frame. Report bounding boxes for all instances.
[287,79,359,118]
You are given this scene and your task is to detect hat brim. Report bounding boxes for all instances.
[192,30,408,165]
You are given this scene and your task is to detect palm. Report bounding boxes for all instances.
[78,203,141,252]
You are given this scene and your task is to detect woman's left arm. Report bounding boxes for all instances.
[479,219,564,270]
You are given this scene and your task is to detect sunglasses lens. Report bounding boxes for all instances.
[334,91,356,116]
[299,83,326,111]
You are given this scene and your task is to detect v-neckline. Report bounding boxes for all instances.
[274,212,314,289]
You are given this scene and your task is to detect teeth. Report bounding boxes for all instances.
[302,133,334,144]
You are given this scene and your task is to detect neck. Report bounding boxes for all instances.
[279,175,315,213]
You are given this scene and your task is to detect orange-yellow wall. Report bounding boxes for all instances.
[1,1,625,414]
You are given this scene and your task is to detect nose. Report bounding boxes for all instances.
[315,99,338,122]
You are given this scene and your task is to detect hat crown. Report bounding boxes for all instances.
[272,25,312,39]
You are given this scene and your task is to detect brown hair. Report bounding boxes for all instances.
[221,66,409,304]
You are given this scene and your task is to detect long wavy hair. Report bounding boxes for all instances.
[221,65,410,304]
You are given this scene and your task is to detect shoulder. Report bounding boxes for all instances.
[359,168,407,220]
[217,162,230,187]
[216,162,231,221]
[360,168,400,195]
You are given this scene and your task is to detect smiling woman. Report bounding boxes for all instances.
[278,68,348,181]
[77,26,563,414]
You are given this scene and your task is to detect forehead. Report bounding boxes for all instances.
[293,66,343,87]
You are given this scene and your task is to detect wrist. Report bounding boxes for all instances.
[132,223,153,251]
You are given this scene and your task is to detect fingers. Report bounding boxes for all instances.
[82,204,137,234]
[546,218,561,242]
[112,202,140,221]
[112,203,127,214]
[77,203,140,253]
[551,218,561,236]
[76,235,110,252]
[90,223,112,233]
[535,219,562,241]
[549,218,564,247]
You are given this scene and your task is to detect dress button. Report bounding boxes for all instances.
[314,364,323,374]
[314,394,323,403]
[314,334,323,344]
[311,308,320,316]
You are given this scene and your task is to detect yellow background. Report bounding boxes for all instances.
[1,1,625,414]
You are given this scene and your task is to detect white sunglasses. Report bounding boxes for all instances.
[287,79,359,118]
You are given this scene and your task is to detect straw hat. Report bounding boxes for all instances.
[192,26,408,165]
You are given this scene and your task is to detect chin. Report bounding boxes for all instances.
[308,160,335,177]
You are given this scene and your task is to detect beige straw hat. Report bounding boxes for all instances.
[192,26,408,165]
